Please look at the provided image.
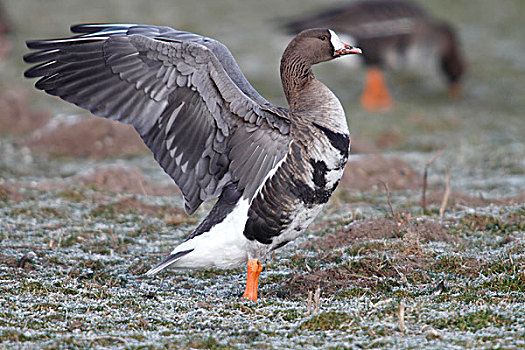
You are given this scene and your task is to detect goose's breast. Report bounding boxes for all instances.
[308,121,350,190]
[243,120,350,254]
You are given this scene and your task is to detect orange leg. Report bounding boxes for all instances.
[448,82,462,100]
[360,67,393,112]
[242,259,262,301]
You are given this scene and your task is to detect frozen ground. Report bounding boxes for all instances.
[1,0,524,349]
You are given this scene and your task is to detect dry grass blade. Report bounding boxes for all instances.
[313,286,321,315]
[398,300,407,333]
[307,290,313,316]
[381,181,401,236]
[422,150,443,212]
[439,167,451,219]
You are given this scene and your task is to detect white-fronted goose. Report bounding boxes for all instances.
[285,0,465,111]
[24,24,361,301]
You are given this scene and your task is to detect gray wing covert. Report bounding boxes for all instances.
[24,24,291,214]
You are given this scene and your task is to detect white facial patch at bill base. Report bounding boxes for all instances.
[331,32,360,68]
[328,29,347,51]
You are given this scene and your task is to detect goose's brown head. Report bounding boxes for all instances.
[285,28,361,65]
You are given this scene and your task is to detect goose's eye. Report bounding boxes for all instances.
[319,35,327,41]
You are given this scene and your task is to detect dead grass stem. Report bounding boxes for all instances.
[422,150,443,212]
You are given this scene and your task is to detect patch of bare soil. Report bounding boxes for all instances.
[341,155,421,191]
[93,196,187,219]
[0,252,36,271]
[279,250,489,298]
[350,137,379,154]
[21,117,148,158]
[0,89,50,135]
[37,166,178,197]
[375,129,407,149]
[70,166,178,196]
[279,255,433,297]
[301,217,455,251]
[279,248,487,299]
[2,166,180,204]
[277,217,478,298]
[0,182,24,202]
[278,207,525,299]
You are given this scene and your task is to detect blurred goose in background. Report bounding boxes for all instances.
[0,2,11,60]
[24,24,361,301]
[284,0,465,111]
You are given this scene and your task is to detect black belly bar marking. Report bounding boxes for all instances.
[291,178,337,206]
[310,159,328,188]
[312,122,350,159]
[243,169,294,245]
[244,200,290,244]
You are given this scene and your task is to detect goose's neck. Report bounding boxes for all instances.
[280,52,314,111]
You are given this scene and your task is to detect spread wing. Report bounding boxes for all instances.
[24,23,292,214]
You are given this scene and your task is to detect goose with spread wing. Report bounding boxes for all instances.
[24,24,361,301]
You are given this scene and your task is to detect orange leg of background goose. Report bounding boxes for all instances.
[243,259,262,301]
[360,67,393,112]
[448,82,462,100]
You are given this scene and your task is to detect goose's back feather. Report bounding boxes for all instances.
[284,0,428,40]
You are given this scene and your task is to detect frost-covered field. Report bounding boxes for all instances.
[1,163,523,349]
[1,0,524,349]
